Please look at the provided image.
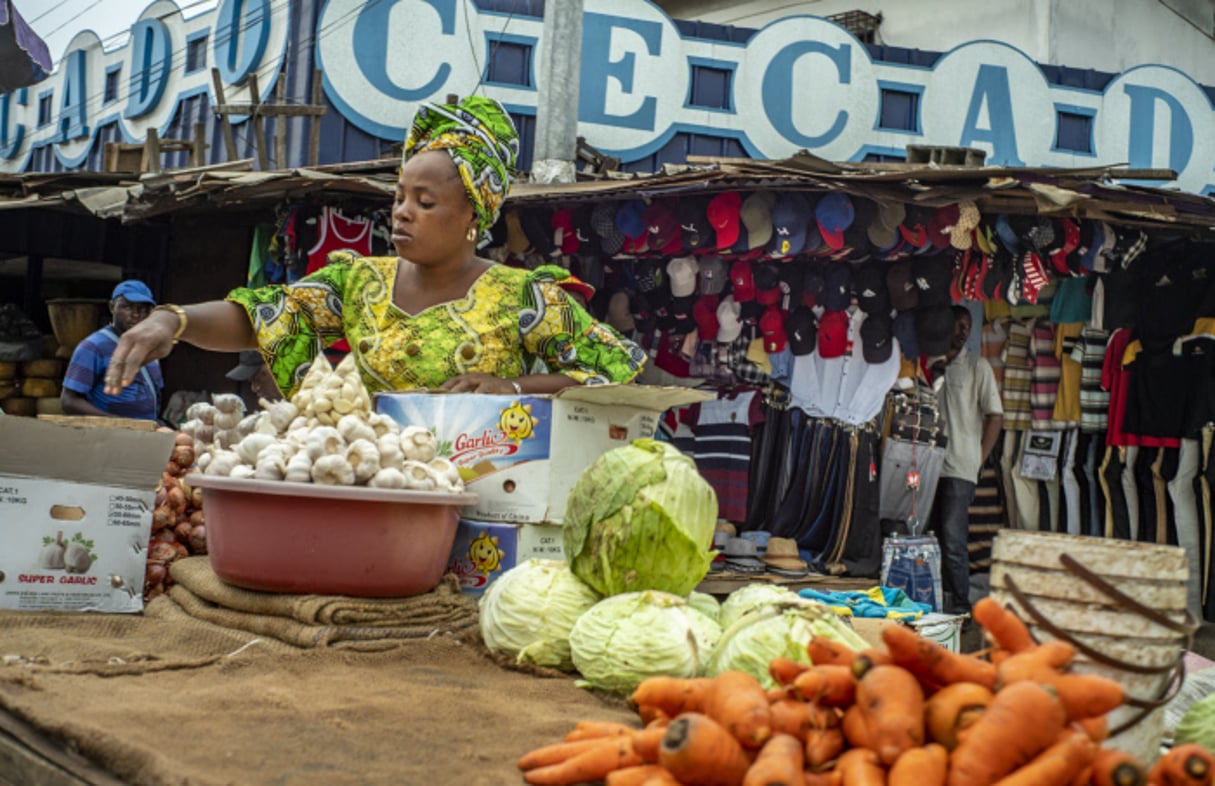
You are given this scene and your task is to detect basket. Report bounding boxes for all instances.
[46,299,109,358]
[989,531,1197,763]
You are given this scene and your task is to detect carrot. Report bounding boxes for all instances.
[630,727,667,763]
[803,772,842,786]
[659,712,753,786]
[854,664,926,766]
[842,705,871,749]
[743,733,805,786]
[996,639,1076,677]
[703,671,774,749]
[991,729,1096,786]
[769,686,795,703]
[836,747,887,786]
[998,652,1124,721]
[771,699,815,741]
[793,665,858,706]
[881,624,997,690]
[523,735,644,785]
[850,649,894,679]
[947,681,1068,786]
[923,682,993,750]
[771,657,813,686]
[804,728,845,770]
[1075,716,1110,744]
[888,743,947,786]
[808,636,858,668]
[565,720,637,741]
[972,597,1036,654]
[605,764,682,786]
[519,737,619,771]
[630,676,712,720]
[1146,742,1215,786]
[1089,747,1146,786]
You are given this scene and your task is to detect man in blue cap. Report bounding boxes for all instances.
[61,280,164,419]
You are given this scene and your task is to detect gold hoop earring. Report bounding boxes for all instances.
[466,226,478,243]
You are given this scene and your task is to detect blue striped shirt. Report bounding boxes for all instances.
[62,327,163,420]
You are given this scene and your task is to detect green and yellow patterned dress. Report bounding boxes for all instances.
[227,255,645,397]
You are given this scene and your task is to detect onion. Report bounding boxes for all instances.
[152,506,173,532]
[145,562,167,586]
[173,521,193,544]
[147,539,177,563]
[189,525,206,554]
[166,487,187,514]
[171,444,195,469]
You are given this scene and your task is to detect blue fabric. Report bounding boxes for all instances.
[797,587,931,619]
[62,327,162,420]
[1049,276,1093,324]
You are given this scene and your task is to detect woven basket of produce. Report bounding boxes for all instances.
[2,397,36,416]
[22,358,65,378]
[21,378,61,398]
[46,299,108,358]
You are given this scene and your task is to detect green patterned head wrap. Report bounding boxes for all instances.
[403,96,520,244]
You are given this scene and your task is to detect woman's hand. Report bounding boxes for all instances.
[103,310,180,394]
[440,373,520,395]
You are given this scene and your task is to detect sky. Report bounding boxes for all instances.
[16,0,218,66]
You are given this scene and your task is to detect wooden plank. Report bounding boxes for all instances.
[273,65,287,170]
[210,68,238,162]
[141,128,161,175]
[36,414,159,431]
[308,69,323,167]
[247,72,270,171]
[212,104,326,117]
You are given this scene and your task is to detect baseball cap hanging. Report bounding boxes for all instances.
[729,261,757,302]
[740,192,776,251]
[816,192,855,250]
[766,192,812,258]
[707,191,743,250]
[677,198,714,252]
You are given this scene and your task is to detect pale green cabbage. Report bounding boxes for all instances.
[1175,690,1215,751]
[478,559,602,671]
[563,439,719,597]
[708,598,869,689]
[569,590,723,695]
[718,583,801,631]
[687,591,721,623]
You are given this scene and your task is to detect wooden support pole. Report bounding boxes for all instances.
[141,128,162,174]
[247,72,270,171]
[210,68,238,161]
[273,64,287,169]
[308,69,323,167]
[192,121,207,167]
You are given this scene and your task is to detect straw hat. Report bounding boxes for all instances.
[762,537,809,573]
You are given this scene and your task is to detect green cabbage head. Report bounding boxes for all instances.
[569,590,722,695]
[478,559,602,670]
[687,591,722,623]
[718,583,801,631]
[1175,690,1215,752]
[563,439,718,597]
[708,598,869,689]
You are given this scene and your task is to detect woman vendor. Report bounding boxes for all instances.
[103,97,645,398]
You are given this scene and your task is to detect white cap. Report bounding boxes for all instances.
[716,295,743,343]
[666,256,699,298]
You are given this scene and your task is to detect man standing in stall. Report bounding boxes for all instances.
[935,306,1004,614]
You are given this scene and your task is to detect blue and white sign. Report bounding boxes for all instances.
[4,0,1214,195]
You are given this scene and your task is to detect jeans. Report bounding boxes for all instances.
[935,476,976,613]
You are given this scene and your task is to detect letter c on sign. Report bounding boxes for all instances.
[353,0,454,101]
[762,41,852,148]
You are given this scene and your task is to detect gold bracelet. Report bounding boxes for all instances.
[153,304,188,344]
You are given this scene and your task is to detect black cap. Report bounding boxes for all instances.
[521,207,556,255]
[893,310,919,359]
[802,261,826,307]
[820,262,853,312]
[854,261,889,315]
[226,350,265,381]
[860,312,894,364]
[786,307,818,356]
[915,305,954,357]
[912,254,953,308]
[677,197,714,251]
[886,259,918,311]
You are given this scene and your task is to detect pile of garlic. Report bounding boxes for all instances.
[180,354,463,492]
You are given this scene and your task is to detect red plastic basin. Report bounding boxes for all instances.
[188,474,478,597]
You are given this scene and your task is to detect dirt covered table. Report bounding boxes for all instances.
[0,599,633,786]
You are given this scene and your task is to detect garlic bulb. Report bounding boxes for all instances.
[195,450,213,473]
[346,438,381,484]
[368,467,408,489]
[186,402,217,425]
[337,414,376,445]
[261,398,299,434]
[230,464,256,480]
[287,415,309,434]
[312,454,355,485]
[401,460,439,491]
[236,433,277,465]
[235,412,262,438]
[304,427,345,461]
[400,426,437,463]
[429,457,463,491]
[213,411,242,432]
[204,450,241,476]
[253,451,286,481]
[367,413,399,439]
[284,452,313,483]
[376,433,405,471]
[212,393,246,416]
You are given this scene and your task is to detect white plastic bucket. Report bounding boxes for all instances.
[988,531,1195,764]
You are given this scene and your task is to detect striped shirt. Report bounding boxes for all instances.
[1030,322,1066,430]
[692,392,756,524]
[1070,327,1110,432]
[1001,319,1034,431]
[62,327,163,420]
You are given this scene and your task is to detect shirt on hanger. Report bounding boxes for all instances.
[1070,326,1110,433]
[788,309,901,426]
[1051,323,1084,424]
[1000,319,1034,431]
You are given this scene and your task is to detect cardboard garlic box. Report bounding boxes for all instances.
[446,520,569,596]
[0,416,174,612]
[377,385,709,524]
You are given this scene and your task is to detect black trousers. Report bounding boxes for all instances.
[1100,444,1133,540]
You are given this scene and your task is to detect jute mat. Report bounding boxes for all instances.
[0,585,633,785]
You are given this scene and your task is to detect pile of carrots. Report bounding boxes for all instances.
[515,596,1215,785]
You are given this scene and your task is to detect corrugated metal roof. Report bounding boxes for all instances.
[1,155,1212,232]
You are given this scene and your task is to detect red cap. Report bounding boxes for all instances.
[643,202,680,251]
[927,204,960,250]
[551,208,579,254]
[817,310,850,359]
[759,306,788,353]
[707,191,742,250]
[729,260,756,302]
[557,275,595,305]
[1049,218,1081,275]
[692,295,720,341]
